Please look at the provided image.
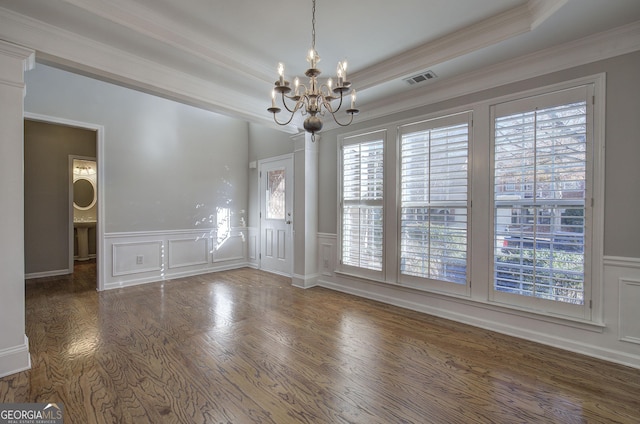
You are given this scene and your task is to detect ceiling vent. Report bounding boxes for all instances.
[404,70,438,85]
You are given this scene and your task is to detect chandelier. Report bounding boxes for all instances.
[267,0,359,140]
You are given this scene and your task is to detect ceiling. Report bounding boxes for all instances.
[1,0,640,133]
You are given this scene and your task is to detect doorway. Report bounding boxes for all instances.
[24,114,104,290]
[259,154,294,276]
[70,157,97,265]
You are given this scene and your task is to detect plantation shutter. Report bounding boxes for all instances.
[399,115,470,286]
[341,137,384,271]
[493,87,588,305]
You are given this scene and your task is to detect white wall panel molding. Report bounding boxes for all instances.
[112,241,163,277]
[604,256,640,269]
[212,231,245,263]
[318,233,337,278]
[603,256,640,347]
[317,234,640,369]
[104,228,248,290]
[168,237,209,269]
[619,278,640,345]
[247,227,258,262]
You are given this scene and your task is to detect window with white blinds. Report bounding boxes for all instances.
[399,114,470,287]
[341,133,384,272]
[493,86,590,309]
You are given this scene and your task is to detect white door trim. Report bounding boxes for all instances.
[25,112,105,291]
[258,153,294,277]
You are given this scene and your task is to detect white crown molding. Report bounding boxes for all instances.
[356,19,640,126]
[528,0,569,29]
[59,0,273,83]
[0,7,298,133]
[0,38,35,70]
[352,0,566,90]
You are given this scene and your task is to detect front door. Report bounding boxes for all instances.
[259,155,293,276]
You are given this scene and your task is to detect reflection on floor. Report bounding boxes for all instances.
[2,267,639,423]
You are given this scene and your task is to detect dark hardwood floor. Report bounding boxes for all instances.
[1,263,639,423]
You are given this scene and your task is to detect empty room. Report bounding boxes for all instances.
[1,1,640,422]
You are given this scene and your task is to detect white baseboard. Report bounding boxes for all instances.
[103,261,252,291]
[318,275,640,370]
[25,268,71,280]
[292,273,320,289]
[0,335,31,378]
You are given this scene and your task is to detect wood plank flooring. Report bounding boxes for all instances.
[1,263,639,423]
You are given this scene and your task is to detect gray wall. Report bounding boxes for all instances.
[24,120,96,274]
[24,64,250,237]
[318,51,640,259]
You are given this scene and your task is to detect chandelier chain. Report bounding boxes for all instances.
[311,0,316,51]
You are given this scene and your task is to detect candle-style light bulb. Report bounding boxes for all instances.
[338,60,348,84]
[277,63,285,85]
[350,89,356,109]
[337,65,344,87]
[294,77,300,96]
[307,49,316,68]
[327,78,333,92]
[271,89,276,108]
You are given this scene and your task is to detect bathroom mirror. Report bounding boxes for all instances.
[73,177,96,210]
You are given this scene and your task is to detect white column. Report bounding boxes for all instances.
[0,40,34,377]
[292,132,319,288]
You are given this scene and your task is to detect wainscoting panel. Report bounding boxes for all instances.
[247,227,258,268]
[619,278,640,345]
[318,233,337,277]
[212,232,245,263]
[104,228,248,290]
[168,237,209,269]
[112,241,163,276]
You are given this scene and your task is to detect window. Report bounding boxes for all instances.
[266,168,286,220]
[492,85,594,317]
[399,113,470,292]
[340,131,385,274]
[335,76,602,322]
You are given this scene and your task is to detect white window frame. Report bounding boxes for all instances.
[397,112,472,296]
[489,78,605,322]
[333,75,604,325]
[338,129,386,280]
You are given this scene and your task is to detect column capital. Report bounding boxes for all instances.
[0,40,35,75]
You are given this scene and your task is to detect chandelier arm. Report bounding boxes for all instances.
[328,110,356,127]
[299,82,310,93]
[280,91,301,114]
[321,92,343,115]
[272,109,298,127]
[333,92,344,112]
